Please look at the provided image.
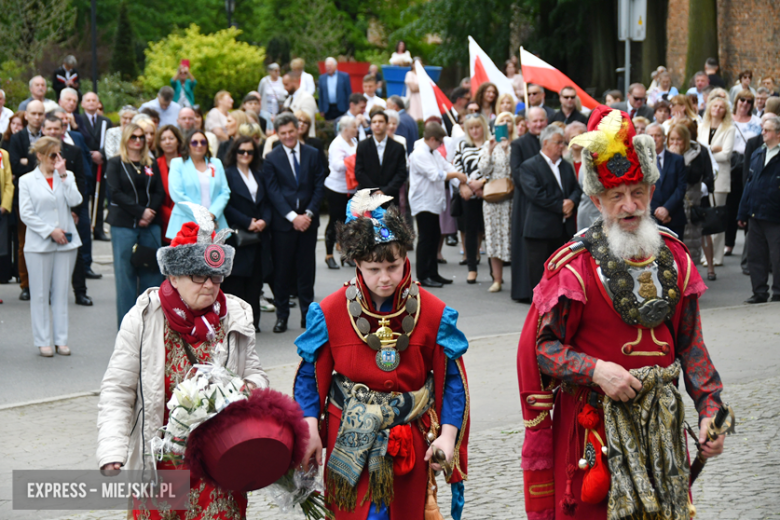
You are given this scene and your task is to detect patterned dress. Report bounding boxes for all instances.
[133,323,247,520]
[478,144,512,261]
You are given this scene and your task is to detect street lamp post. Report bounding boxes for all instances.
[225,0,235,28]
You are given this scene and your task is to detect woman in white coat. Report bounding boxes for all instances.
[97,207,269,517]
[697,96,735,268]
[19,136,83,357]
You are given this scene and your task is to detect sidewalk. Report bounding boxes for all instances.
[2,305,779,519]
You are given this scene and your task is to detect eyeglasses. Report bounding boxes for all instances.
[48,152,61,160]
[528,91,541,96]
[190,139,208,147]
[464,113,483,120]
[561,95,576,100]
[129,134,145,142]
[236,149,255,156]
[189,274,224,285]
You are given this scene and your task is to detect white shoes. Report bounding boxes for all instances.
[488,282,502,293]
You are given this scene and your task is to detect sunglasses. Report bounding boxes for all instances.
[236,149,255,156]
[190,139,208,147]
[561,95,576,100]
[129,134,145,142]
[464,113,483,120]
[738,98,753,104]
[48,152,61,160]
[189,274,224,285]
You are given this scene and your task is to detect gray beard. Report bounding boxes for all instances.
[602,211,663,260]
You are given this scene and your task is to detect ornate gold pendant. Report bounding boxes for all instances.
[376,347,400,371]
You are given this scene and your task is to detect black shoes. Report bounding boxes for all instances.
[446,235,458,246]
[85,268,102,279]
[325,257,340,270]
[341,257,356,268]
[93,233,110,242]
[75,294,93,306]
[301,316,307,329]
[772,295,780,302]
[433,275,453,285]
[745,294,768,304]
[19,288,30,301]
[273,319,288,333]
[420,277,443,288]
[254,324,261,333]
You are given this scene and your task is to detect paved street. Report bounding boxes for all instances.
[1,223,779,518]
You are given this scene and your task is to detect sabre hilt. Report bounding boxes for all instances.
[706,403,735,442]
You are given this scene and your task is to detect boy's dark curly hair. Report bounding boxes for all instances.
[337,206,415,263]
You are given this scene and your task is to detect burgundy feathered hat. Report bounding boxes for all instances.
[185,388,310,492]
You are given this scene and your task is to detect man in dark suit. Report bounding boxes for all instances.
[74,92,112,241]
[318,57,352,121]
[518,84,555,121]
[509,106,547,302]
[355,111,408,199]
[263,113,326,333]
[549,86,589,125]
[647,123,687,238]
[387,95,419,156]
[41,114,94,306]
[610,83,654,120]
[519,125,582,289]
[738,116,780,304]
[442,87,470,135]
[8,100,44,301]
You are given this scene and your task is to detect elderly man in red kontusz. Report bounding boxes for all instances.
[517,105,727,520]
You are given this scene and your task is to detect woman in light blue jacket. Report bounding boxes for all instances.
[166,129,231,239]
[19,137,82,357]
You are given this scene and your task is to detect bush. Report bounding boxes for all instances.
[0,61,32,110]
[140,25,266,110]
[83,73,146,113]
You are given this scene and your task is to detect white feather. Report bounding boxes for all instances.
[350,188,393,216]
[181,202,216,242]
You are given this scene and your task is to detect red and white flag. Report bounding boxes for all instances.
[519,47,599,110]
[415,60,453,123]
[469,36,517,102]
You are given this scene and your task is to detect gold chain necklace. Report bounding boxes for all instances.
[345,282,421,371]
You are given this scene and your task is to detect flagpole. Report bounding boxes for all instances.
[520,46,529,112]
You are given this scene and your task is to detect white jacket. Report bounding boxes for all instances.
[19,167,82,253]
[96,288,269,471]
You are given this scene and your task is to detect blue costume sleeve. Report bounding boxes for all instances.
[295,303,329,363]
[294,362,321,418]
[437,306,468,428]
[437,306,468,360]
[293,303,330,418]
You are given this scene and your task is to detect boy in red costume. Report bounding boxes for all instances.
[517,107,725,520]
[294,189,470,520]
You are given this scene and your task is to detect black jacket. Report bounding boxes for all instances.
[8,129,37,178]
[738,146,780,224]
[105,156,165,228]
[262,143,326,232]
[61,142,87,213]
[354,136,407,198]
[223,165,272,278]
[549,109,589,125]
[743,134,764,186]
[651,150,687,233]
[519,154,582,239]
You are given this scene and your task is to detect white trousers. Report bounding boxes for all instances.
[711,192,728,265]
[24,249,77,347]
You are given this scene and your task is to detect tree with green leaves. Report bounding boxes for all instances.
[0,0,76,67]
[111,2,138,81]
[140,25,266,109]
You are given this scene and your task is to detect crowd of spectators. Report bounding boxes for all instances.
[2,53,778,356]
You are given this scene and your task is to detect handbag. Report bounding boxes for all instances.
[130,243,160,271]
[450,188,464,218]
[482,177,514,203]
[235,228,261,247]
[690,195,729,235]
[344,154,358,190]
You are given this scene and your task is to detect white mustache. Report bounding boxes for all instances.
[616,210,645,219]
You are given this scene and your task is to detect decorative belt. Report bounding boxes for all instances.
[329,372,432,410]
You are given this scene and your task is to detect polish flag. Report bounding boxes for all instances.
[469,36,517,102]
[415,60,453,122]
[519,47,599,110]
